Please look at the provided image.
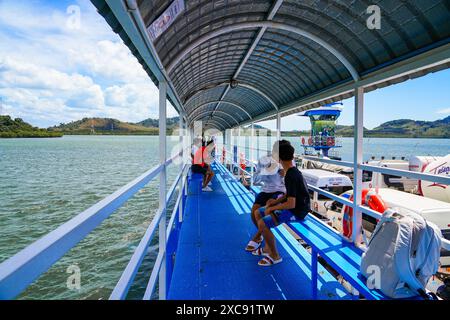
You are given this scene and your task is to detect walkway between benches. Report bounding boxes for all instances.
[168,162,350,300]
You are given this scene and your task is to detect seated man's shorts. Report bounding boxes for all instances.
[254,191,284,207]
[191,164,207,175]
[259,207,302,228]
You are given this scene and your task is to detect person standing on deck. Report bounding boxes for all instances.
[253,141,311,266]
[244,141,287,252]
[191,138,214,192]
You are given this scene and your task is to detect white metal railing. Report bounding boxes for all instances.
[219,143,450,251]
[302,155,354,168]
[109,164,188,300]
[0,152,190,300]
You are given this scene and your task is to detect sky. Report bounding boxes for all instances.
[0,0,178,128]
[0,0,449,129]
[260,68,450,131]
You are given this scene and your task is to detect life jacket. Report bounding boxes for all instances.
[194,146,206,167]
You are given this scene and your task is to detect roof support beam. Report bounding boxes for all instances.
[205,1,283,127]
[238,83,278,111]
[238,43,450,128]
[190,116,228,131]
[166,21,360,81]
[190,117,230,131]
[185,82,278,113]
[187,101,253,121]
[232,0,284,79]
[188,110,240,127]
[203,119,227,131]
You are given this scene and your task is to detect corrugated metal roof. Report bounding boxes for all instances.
[91,0,450,130]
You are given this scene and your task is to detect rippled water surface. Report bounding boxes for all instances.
[0,135,449,299]
[0,136,180,299]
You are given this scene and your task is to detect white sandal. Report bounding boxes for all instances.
[251,247,269,256]
[245,237,263,252]
[258,255,283,267]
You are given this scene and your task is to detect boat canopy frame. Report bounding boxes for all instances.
[93,0,450,127]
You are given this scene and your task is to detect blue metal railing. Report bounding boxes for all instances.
[0,152,189,300]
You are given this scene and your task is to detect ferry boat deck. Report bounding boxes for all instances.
[0,0,449,300]
[168,162,349,300]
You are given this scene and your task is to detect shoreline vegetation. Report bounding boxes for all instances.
[1,115,449,139]
[0,116,63,138]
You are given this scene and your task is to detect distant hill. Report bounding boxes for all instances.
[0,115,62,138]
[335,125,371,136]
[282,116,450,138]
[5,114,448,138]
[367,116,450,138]
[48,118,158,135]
[138,116,179,129]
[48,116,182,135]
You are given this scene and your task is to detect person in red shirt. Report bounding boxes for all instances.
[191,138,214,191]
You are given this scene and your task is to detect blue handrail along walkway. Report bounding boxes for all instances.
[168,162,350,300]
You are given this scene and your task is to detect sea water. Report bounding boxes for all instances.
[0,135,449,299]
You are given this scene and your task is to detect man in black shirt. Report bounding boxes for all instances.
[254,141,311,266]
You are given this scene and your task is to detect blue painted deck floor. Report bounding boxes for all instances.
[168,162,350,300]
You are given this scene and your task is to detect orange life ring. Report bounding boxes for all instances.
[308,137,313,146]
[239,153,246,170]
[343,189,388,238]
[313,202,319,212]
[326,137,334,146]
[302,137,306,145]
[222,147,226,162]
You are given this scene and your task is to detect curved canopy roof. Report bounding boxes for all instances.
[92,0,450,131]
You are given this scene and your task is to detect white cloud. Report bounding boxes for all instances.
[0,0,177,127]
[68,40,150,85]
[436,108,450,115]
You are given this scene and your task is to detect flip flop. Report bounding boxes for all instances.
[251,247,269,256]
[245,237,263,252]
[258,255,283,267]
[245,240,261,252]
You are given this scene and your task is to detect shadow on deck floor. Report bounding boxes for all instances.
[168,162,350,300]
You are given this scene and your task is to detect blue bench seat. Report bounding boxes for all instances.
[287,215,388,300]
[249,184,388,300]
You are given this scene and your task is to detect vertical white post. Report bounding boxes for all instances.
[179,115,183,168]
[178,115,184,224]
[224,129,228,165]
[222,131,226,164]
[232,127,236,172]
[276,112,281,141]
[250,122,255,186]
[352,87,364,245]
[256,125,260,161]
[158,80,167,299]
[237,126,241,157]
